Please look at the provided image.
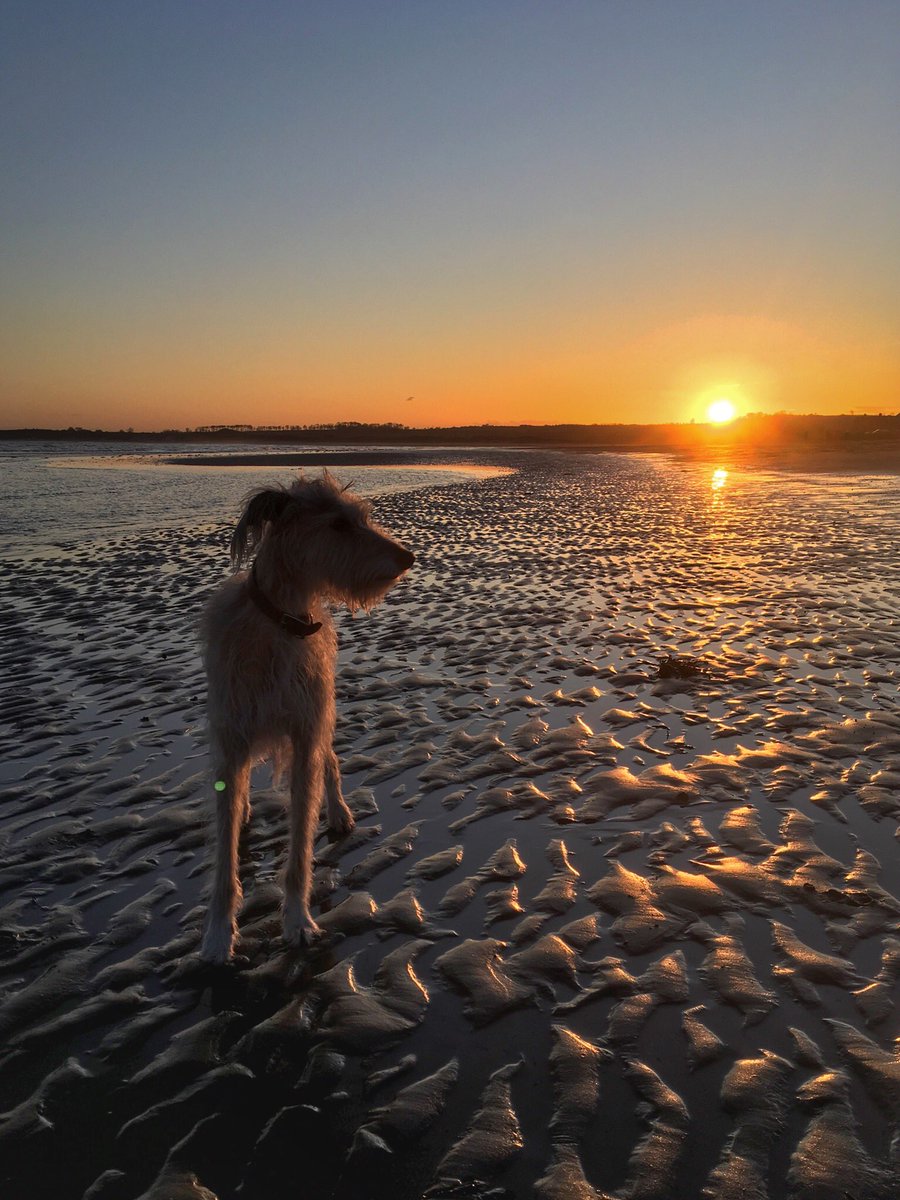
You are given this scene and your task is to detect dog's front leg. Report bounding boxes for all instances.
[200,755,250,963]
[283,740,324,947]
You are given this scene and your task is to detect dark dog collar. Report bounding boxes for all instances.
[246,561,322,638]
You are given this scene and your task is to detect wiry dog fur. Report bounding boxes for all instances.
[200,472,414,963]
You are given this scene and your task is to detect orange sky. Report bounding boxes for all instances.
[2,4,898,430]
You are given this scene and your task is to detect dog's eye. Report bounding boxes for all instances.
[331,516,354,533]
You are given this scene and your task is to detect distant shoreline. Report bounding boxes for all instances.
[2,417,899,473]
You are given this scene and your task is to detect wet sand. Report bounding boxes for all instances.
[164,443,900,475]
[159,451,505,469]
[672,443,900,476]
[1,451,898,1200]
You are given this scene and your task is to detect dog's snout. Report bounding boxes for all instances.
[396,547,415,572]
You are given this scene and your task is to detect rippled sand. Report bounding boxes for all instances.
[1,452,898,1200]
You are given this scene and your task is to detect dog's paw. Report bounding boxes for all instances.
[327,804,356,838]
[199,918,237,964]
[282,903,323,949]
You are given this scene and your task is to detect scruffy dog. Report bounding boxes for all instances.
[199,473,414,963]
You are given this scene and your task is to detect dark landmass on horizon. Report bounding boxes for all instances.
[3,412,897,468]
[3,412,899,471]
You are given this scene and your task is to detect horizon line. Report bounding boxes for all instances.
[3,410,899,437]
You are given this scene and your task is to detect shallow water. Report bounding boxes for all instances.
[0,440,512,549]
[1,448,898,1200]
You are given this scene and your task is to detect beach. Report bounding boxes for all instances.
[1,445,898,1200]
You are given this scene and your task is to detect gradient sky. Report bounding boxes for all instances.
[2,1,898,430]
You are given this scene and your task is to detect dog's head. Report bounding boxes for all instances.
[231,472,414,609]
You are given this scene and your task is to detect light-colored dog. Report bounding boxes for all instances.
[199,472,414,963]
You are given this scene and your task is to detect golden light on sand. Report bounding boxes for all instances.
[707,397,737,424]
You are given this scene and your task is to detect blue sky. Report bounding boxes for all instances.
[2,1,898,428]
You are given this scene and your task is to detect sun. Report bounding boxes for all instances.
[707,397,737,424]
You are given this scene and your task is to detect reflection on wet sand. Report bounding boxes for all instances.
[711,466,729,492]
[0,450,898,1199]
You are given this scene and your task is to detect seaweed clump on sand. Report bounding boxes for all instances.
[656,654,720,682]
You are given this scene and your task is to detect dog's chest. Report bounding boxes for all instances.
[274,631,335,692]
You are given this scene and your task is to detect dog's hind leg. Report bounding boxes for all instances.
[324,747,355,837]
[283,740,325,947]
[200,752,250,963]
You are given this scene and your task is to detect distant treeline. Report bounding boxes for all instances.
[2,412,898,449]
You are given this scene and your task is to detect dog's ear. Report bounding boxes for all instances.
[230,488,292,566]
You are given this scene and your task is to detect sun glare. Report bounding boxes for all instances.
[707,398,737,424]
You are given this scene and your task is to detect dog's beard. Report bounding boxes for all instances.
[330,573,403,613]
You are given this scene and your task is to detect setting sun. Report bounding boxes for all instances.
[707,398,737,424]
